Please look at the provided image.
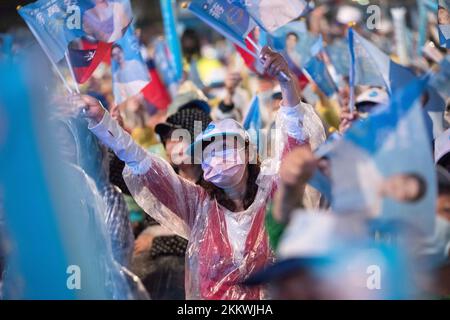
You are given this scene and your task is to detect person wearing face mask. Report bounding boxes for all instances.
[71,47,324,300]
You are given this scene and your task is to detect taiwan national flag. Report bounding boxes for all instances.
[68,39,112,84]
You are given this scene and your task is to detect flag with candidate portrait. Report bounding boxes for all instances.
[326,77,436,236]
[111,26,150,105]
[18,0,132,63]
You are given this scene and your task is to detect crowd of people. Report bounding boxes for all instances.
[0,0,449,300]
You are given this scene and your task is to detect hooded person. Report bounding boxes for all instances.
[73,47,325,300]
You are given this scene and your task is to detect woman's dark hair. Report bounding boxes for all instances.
[198,139,260,212]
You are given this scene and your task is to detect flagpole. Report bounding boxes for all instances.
[17,5,73,94]
[347,22,356,113]
[65,51,80,94]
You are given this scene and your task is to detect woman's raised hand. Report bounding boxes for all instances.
[69,94,106,124]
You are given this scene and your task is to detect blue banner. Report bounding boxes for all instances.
[329,77,436,236]
[160,0,183,82]
[18,0,132,63]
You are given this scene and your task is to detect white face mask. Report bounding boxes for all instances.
[202,148,246,188]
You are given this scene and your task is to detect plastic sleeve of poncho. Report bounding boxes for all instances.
[267,102,326,210]
[89,112,203,240]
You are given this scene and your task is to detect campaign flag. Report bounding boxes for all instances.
[141,59,172,111]
[68,39,112,83]
[303,56,337,97]
[232,0,308,32]
[348,28,417,96]
[438,0,450,48]
[153,39,179,97]
[325,39,350,78]
[160,0,183,82]
[111,27,150,105]
[243,95,262,149]
[18,0,133,63]
[303,37,337,97]
[327,77,436,236]
[188,0,257,56]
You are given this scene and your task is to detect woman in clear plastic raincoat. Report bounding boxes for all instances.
[74,47,325,300]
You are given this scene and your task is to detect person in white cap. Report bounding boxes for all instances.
[71,46,325,300]
[434,128,450,172]
[355,87,389,116]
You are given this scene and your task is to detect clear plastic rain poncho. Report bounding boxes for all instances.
[59,116,134,267]
[89,101,325,300]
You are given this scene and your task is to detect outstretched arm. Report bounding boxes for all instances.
[70,95,202,238]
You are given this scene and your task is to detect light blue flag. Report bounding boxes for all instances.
[154,39,179,95]
[232,0,308,32]
[303,56,337,97]
[188,0,257,55]
[18,0,133,63]
[325,39,350,77]
[111,26,150,105]
[328,77,436,236]
[160,0,183,82]
[348,28,417,95]
[303,36,337,97]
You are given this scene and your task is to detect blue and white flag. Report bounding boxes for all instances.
[325,39,350,77]
[303,37,337,97]
[328,77,436,236]
[188,0,257,55]
[303,56,337,97]
[438,0,450,48]
[154,39,179,97]
[111,26,150,105]
[348,28,417,95]
[18,0,133,63]
[160,0,183,82]
[232,0,308,32]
